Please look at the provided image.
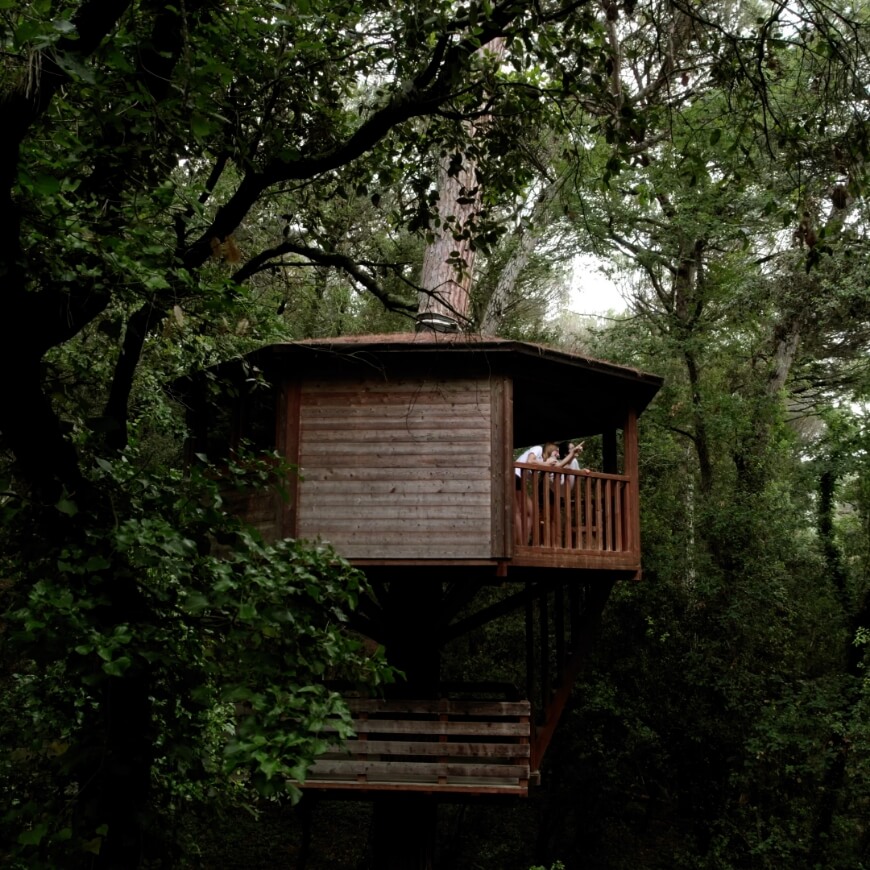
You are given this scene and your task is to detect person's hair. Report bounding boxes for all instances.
[543,442,558,458]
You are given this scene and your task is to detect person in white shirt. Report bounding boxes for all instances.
[514,442,582,544]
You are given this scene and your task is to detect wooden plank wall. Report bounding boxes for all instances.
[296,377,496,559]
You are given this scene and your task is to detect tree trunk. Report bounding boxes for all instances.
[416,154,481,331]
[417,38,506,332]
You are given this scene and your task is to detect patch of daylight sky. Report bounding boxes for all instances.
[568,254,627,314]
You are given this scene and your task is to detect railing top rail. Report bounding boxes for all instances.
[513,463,629,482]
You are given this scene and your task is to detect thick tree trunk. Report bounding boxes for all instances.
[416,154,481,331]
[417,38,506,332]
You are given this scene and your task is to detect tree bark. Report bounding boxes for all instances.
[417,38,506,331]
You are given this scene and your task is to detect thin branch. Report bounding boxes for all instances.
[231,241,416,313]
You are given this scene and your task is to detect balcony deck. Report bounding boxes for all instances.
[510,464,640,573]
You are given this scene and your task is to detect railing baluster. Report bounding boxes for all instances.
[542,471,551,547]
[547,474,565,547]
[563,474,572,548]
[530,469,539,546]
[584,475,593,550]
[615,481,623,551]
[594,478,603,551]
[571,476,583,550]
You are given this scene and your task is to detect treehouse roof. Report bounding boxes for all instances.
[208,333,661,444]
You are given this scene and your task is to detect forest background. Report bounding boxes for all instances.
[2,0,870,867]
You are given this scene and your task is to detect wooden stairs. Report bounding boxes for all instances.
[303,698,532,796]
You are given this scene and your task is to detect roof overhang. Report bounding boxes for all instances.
[179,334,663,444]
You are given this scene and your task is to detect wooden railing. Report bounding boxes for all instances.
[514,464,635,552]
[302,698,531,795]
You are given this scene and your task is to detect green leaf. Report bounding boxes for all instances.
[85,555,110,572]
[102,656,132,676]
[81,836,102,855]
[52,18,77,34]
[259,756,281,778]
[18,824,48,846]
[185,592,211,612]
[55,496,78,516]
[238,602,258,620]
[190,113,213,140]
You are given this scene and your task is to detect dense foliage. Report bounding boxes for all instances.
[3,0,870,867]
[0,448,395,867]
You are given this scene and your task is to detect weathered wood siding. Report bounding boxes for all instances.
[296,377,498,559]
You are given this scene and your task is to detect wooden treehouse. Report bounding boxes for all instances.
[181,332,661,800]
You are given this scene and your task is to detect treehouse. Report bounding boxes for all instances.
[179,332,661,798]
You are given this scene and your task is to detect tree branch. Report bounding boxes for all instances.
[231,241,417,314]
[183,1,535,269]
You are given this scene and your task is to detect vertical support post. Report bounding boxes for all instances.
[492,377,514,558]
[297,798,313,870]
[568,583,580,651]
[372,797,437,870]
[383,579,442,697]
[624,408,641,555]
[525,589,536,721]
[554,584,565,687]
[539,587,549,711]
[372,580,443,868]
